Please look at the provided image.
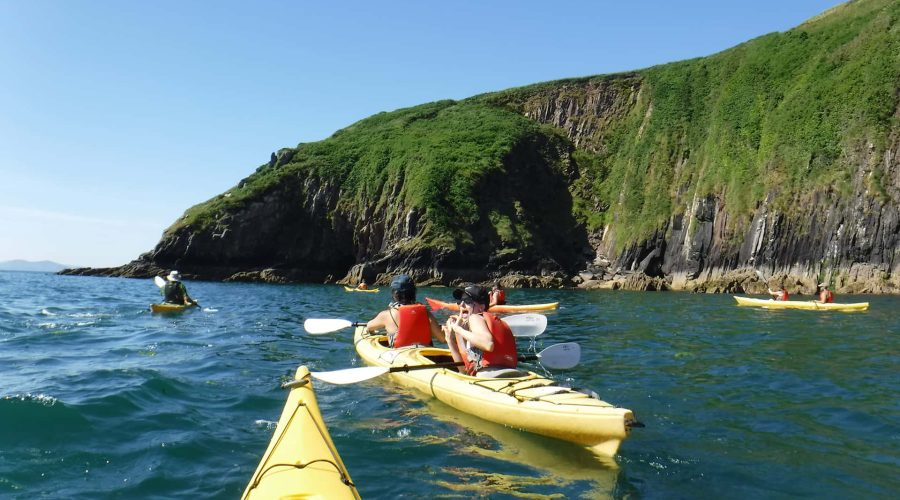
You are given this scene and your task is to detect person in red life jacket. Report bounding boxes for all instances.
[443,284,519,378]
[489,282,506,307]
[365,274,444,348]
[767,285,789,301]
[816,283,834,303]
[356,279,368,290]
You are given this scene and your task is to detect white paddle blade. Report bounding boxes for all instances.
[304,318,353,334]
[538,342,580,369]
[154,276,166,288]
[504,314,548,337]
[311,366,389,385]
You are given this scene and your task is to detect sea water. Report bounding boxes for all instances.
[0,271,897,498]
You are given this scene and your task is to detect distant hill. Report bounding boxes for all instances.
[0,260,71,272]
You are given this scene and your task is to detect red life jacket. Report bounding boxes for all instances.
[391,304,432,348]
[821,290,834,303]
[455,312,518,375]
[492,289,506,305]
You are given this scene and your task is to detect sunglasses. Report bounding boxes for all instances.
[458,291,483,305]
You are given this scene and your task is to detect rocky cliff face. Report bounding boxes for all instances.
[496,75,900,294]
[64,127,589,288]
[63,0,900,294]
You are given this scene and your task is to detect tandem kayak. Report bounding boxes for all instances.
[352,327,637,457]
[243,366,360,500]
[733,296,869,312]
[425,297,559,313]
[149,302,197,313]
[343,286,380,293]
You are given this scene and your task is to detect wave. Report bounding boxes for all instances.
[0,395,93,447]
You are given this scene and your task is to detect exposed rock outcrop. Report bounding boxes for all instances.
[62,0,900,294]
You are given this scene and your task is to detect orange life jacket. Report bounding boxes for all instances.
[492,289,506,305]
[455,312,518,375]
[390,304,432,348]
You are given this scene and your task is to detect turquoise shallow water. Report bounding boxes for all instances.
[1,271,898,498]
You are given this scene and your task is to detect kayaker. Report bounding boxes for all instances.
[162,270,197,305]
[357,279,369,290]
[816,283,834,303]
[489,282,506,307]
[443,284,519,377]
[767,285,789,301]
[365,274,444,348]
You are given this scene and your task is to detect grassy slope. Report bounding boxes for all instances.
[600,0,897,249]
[173,100,570,256]
[169,0,898,265]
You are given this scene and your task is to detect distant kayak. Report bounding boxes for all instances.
[426,297,559,313]
[733,296,869,312]
[343,286,380,293]
[150,302,198,313]
[242,366,360,499]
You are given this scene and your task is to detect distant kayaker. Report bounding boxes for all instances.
[444,284,519,377]
[767,285,789,301]
[365,274,444,348]
[489,282,506,307]
[816,283,834,303]
[162,270,197,305]
[357,279,369,290]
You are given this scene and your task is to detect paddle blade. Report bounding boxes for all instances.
[504,314,547,337]
[311,366,389,385]
[153,276,166,288]
[304,318,354,334]
[537,342,580,370]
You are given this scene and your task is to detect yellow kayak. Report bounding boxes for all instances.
[243,366,360,500]
[352,327,636,457]
[343,286,380,293]
[426,297,559,313]
[149,302,197,313]
[733,296,869,312]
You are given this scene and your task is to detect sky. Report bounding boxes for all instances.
[0,0,843,268]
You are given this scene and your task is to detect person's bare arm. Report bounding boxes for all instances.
[427,311,446,343]
[366,310,391,333]
[448,314,494,352]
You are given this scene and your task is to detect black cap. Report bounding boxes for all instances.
[390,274,415,293]
[452,284,489,305]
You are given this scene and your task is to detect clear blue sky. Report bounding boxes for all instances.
[0,0,842,268]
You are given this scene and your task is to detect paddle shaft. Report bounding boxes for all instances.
[385,353,539,374]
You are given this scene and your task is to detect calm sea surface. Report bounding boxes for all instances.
[1,271,897,498]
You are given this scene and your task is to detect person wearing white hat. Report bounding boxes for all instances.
[815,282,834,303]
[162,270,197,305]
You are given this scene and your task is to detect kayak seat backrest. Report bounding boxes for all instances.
[476,368,529,378]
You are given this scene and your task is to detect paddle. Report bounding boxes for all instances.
[503,313,548,338]
[304,313,547,338]
[304,318,366,334]
[310,342,581,385]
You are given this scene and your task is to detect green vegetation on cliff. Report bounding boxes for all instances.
[175,0,898,263]
[177,99,571,255]
[481,0,898,250]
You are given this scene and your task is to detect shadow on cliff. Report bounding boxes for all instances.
[437,133,591,284]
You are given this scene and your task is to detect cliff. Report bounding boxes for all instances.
[63,0,900,294]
